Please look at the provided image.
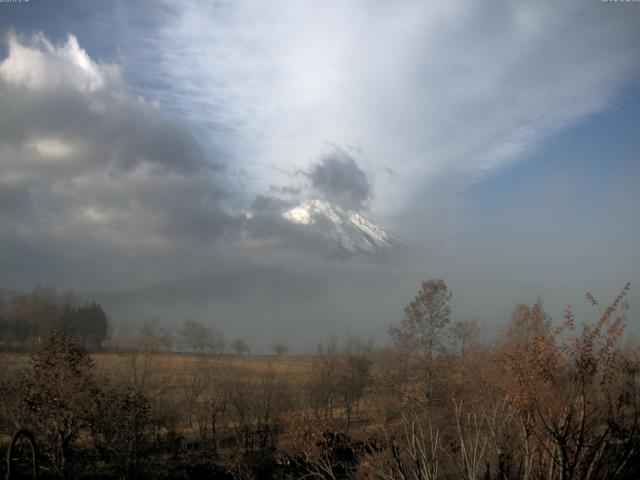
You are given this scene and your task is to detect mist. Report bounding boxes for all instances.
[1,0,639,352]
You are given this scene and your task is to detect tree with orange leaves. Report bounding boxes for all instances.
[499,284,640,480]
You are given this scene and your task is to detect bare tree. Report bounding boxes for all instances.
[339,336,374,432]
[254,368,292,449]
[359,411,441,480]
[193,360,233,453]
[179,319,207,352]
[231,338,251,356]
[178,319,225,354]
[270,341,289,356]
[389,279,452,403]
[226,370,256,452]
[136,320,174,353]
[180,365,204,429]
[207,328,226,355]
[451,318,480,389]
[308,337,340,421]
[91,386,153,479]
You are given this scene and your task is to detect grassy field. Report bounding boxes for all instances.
[1,351,317,386]
[0,349,386,437]
[1,351,315,369]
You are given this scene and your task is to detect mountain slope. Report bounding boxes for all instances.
[282,199,404,254]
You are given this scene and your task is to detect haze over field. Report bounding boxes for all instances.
[1,0,639,350]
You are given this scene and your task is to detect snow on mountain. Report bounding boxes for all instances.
[282,199,404,254]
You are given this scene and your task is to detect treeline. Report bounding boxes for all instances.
[110,318,254,356]
[0,280,638,479]
[0,285,270,356]
[0,287,109,350]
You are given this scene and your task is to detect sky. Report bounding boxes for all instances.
[1,0,639,351]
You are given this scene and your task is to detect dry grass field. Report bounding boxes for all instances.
[1,351,315,377]
[1,351,318,409]
[1,286,639,479]
[91,352,316,377]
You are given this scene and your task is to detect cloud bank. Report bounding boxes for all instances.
[0,32,394,292]
[145,0,640,228]
[0,33,240,288]
[1,1,639,349]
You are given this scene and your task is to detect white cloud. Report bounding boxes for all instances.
[146,0,640,224]
[27,137,73,159]
[82,206,111,224]
[0,32,116,92]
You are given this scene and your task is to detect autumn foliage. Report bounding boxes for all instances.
[0,281,638,479]
[497,284,639,479]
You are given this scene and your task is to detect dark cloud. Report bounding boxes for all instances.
[0,33,284,297]
[309,149,371,211]
[0,33,235,257]
[250,194,292,213]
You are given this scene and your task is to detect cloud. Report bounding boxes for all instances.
[0,6,639,350]
[0,32,239,289]
[308,149,371,210]
[146,0,640,225]
[0,31,385,293]
[0,32,113,92]
[28,137,74,159]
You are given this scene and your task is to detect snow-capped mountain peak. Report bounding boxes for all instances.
[282,199,403,254]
